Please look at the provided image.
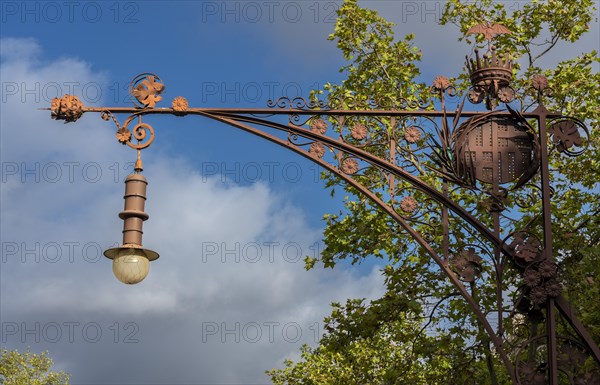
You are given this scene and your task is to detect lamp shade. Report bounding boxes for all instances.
[104,245,159,284]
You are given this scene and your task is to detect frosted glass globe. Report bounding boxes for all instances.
[112,249,150,284]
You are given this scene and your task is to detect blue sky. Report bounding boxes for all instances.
[1,1,598,384]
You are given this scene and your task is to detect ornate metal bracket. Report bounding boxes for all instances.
[47,44,598,384]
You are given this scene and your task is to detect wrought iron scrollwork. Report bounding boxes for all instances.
[514,336,600,385]
[548,117,589,156]
[100,111,155,150]
[267,96,326,110]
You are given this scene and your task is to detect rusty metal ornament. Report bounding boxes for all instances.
[467,87,485,104]
[308,142,325,158]
[172,96,189,113]
[399,196,418,213]
[116,128,132,144]
[548,119,583,153]
[351,124,368,140]
[100,110,156,150]
[509,230,562,307]
[50,95,84,122]
[523,267,542,287]
[510,232,543,265]
[498,86,515,103]
[125,119,155,150]
[465,42,514,109]
[404,126,421,143]
[432,75,451,91]
[531,75,549,91]
[129,73,165,108]
[454,115,539,186]
[466,22,512,42]
[310,118,328,134]
[449,248,483,282]
[341,158,359,174]
[466,46,513,89]
[517,361,547,385]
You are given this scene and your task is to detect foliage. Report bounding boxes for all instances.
[0,349,69,385]
[268,0,599,383]
[268,299,457,385]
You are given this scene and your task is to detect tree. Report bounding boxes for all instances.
[267,0,599,383]
[0,349,70,385]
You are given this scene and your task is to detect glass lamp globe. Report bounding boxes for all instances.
[112,248,150,284]
[104,246,159,285]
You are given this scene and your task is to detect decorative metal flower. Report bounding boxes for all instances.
[450,248,483,282]
[404,126,421,143]
[544,279,562,297]
[548,120,582,153]
[531,75,549,91]
[433,75,451,91]
[399,196,418,213]
[50,95,84,122]
[351,124,368,140]
[538,260,558,279]
[498,86,515,103]
[310,118,328,134]
[523,268,541,287]
[308,142,325,158]
[116,129,132,144]
[172,96,189,112]
[518,243,539,263]
[133,75,165,108]
[529,285,548,305]
[512,236,541,263]
[341,158,359,174]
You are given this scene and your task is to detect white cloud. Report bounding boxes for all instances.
[0,37,41,63]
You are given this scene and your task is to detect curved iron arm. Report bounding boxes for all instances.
[196,108,600,367]
[193,109,518,380]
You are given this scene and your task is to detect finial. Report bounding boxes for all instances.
[466,21,512,42]
[134,149,143,173]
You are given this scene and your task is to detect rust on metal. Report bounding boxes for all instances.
[449,248,483,282]
[172,96,189,113]
[50,95,84,122]
[119,173,149,246]
[466,22,512,41]
[130,73,165,108]
[454,115,538,185]
[399,196,418,213]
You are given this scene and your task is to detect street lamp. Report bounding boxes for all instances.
[103,169,159,284]
[46,25,599,384]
